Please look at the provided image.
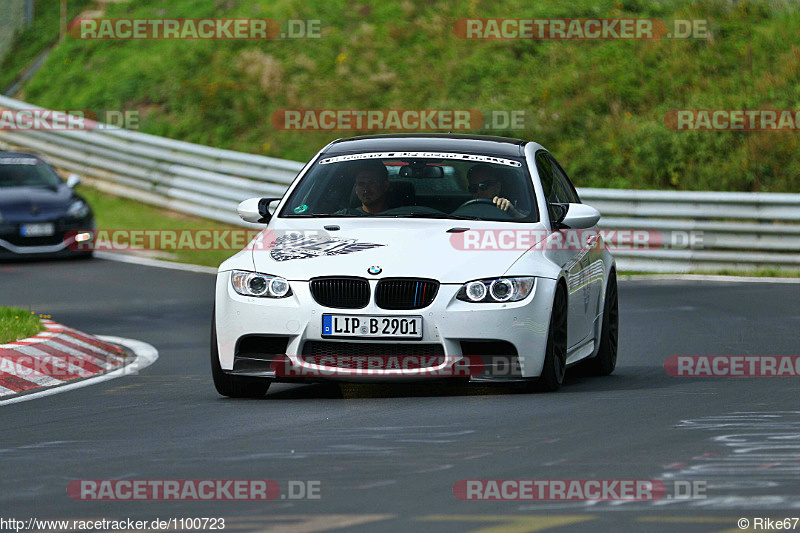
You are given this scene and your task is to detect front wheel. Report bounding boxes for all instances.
[521,285,568,393]
[585,270,618,376]
[210,312,271,398]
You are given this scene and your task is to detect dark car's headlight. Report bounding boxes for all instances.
[231,271,292,298]
[66,200,90,219]
[457,277,535,303]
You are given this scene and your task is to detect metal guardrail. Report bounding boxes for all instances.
[583,190,800,272]
[0,96,304,227]
[1,95,798,272]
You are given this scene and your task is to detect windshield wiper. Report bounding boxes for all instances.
[283,213,360,218]
[387,213,484,221]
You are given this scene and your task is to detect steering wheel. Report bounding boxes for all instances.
[453,197,514,220]
[458,198,497,209]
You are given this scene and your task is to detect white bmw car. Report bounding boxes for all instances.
[212,134,618,397]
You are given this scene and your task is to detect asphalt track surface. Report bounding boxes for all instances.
[1,258,799,533]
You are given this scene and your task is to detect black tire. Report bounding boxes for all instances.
[521,284,568,393]
[585,270,618,376]
[210,312,270,398]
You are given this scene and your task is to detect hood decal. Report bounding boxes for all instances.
[267,234,385,262]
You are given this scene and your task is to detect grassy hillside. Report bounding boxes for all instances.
[10,0,800,192]
[0,0,93,91]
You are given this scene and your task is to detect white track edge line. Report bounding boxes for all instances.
[95,251,218,274]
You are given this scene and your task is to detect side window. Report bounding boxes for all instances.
[536,151,570,223]
[548,155,580,204]
[535,151,554,200]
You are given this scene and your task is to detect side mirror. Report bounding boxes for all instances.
[66,174,81,188]
[237,197,281,224]
[554,203,600,230]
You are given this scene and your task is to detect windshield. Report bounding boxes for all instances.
[0,158,63,188]
[280,152,538,222]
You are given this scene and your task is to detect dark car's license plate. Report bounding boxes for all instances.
[20,223,55,237]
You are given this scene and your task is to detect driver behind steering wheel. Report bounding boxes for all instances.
[467,164,526,219]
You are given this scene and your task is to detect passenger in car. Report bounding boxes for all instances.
[467,163,526,219]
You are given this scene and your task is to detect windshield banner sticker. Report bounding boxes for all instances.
[319,152,522,168]
[267,234,385,261]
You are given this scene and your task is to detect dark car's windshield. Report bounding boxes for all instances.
[279,152,538,222]
[0,158,63,188]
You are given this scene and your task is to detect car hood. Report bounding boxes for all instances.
[251,218,550,283]
[0,185,73,215]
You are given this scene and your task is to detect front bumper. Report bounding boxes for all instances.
[214,272,557,381]
[0,219,94,258]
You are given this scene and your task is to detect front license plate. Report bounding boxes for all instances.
[20,223,55,237]
[322,315,423,339]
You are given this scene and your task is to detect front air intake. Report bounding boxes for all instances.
[310,277,370,309]
[375,278,439,310]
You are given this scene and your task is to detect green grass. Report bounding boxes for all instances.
[78,184,245,268]
[0,0,94,92]
[9,0,800,193]
[0,307,44,344]
[708,269,800,278]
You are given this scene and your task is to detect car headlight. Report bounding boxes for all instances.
[66,200,90,219]
[457,277,535,303]
[231,271,292,298]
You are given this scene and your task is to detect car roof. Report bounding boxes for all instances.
[0,152,45,163]
[0,151,43,160]
[322,134,528,157]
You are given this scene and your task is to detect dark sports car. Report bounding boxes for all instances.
[0,152,95,259]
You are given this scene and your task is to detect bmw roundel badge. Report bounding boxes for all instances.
[368,266,382,275]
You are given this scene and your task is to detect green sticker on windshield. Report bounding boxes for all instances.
[294,204,308,214]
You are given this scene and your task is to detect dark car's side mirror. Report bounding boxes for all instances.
[66,174,82,188]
